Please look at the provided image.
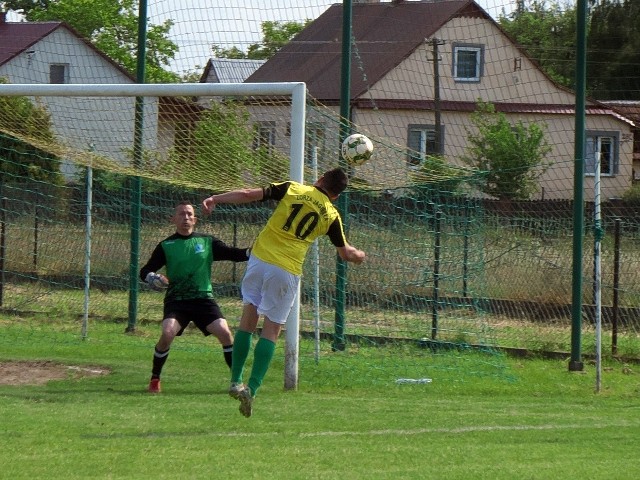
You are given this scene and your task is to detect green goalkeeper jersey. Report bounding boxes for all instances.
[140,232,248,302]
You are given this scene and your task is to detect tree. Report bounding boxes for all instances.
[159,100,288,187]
[498,0,577,89]
[2,0,179,83]
[0,78,62,183]
[500,0,640,100]
[462,101,551,201]
[211,20,311,59]
[410,154,467,200]
[588,0,640,100]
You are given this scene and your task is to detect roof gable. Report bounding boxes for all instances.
[201,58,266,83]
[0,19,134,80]
[246,0,487,99]
[0,21,61,66]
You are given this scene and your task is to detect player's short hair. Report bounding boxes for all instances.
[321,167,348,197]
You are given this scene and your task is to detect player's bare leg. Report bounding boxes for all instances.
[205,318,234,369]
[149,317,180,393]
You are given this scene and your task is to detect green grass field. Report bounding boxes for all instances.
[1,317,639,479]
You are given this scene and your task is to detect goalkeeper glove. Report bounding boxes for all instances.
[145,272,168,291]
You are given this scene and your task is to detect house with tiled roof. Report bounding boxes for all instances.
[246,0,636,200]
[600,101,640,182]
[0,12,163,176]
[200,58,266,84]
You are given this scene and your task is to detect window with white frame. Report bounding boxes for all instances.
[49,64,69,84]
[253,121,276,152]
[452,44,483,82]
[585,131,619,176]
[407,124,443,168]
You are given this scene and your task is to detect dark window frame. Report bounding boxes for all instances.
[253,121,276,152]
[49,63,69,84]
[585,130,620,177]
[452,43,483,83]
[406,123,445,168]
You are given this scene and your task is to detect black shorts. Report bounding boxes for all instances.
[163,298,225,336]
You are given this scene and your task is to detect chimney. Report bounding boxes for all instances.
[1,11,7,24]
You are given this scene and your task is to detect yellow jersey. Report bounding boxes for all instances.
[252,181,347,275]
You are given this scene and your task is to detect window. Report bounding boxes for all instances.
[452,44,483,82]
[305,123,326,166]
[49,64,69,84]
[585,131,619,176]
[407,124,444,168]
[253,121,276,152]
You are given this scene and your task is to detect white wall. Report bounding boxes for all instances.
[0,27,160,178]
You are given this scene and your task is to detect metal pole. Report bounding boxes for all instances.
[333,0,353,352]
[0,193,5,306]
[311,145,321,364]
[594,152,602,393]
[569,0,588,372]
[82,163,93,339]
[432,209,441,340]
[126,0,148,332]
[612,218,621,355]
[463,202,470,297]
[432,38,444,155]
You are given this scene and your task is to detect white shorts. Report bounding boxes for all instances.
[241,255,300,325]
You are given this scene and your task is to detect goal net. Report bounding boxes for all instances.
[0,81,507,389]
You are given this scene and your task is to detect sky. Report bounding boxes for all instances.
[7,0,515,75]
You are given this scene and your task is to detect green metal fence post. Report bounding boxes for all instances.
[126,0,148,332]
[569,0,588,371]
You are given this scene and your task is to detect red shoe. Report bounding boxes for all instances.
[148,378,161,393]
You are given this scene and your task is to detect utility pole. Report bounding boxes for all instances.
[430,38,445,154]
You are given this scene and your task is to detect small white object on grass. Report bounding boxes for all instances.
[395,378,432,384]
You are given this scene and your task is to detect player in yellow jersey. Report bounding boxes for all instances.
[202,167,365,417]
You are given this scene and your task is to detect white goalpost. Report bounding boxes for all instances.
[0,81,308,390]
[594,150,602,393]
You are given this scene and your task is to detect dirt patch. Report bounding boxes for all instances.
[0,360,110,386]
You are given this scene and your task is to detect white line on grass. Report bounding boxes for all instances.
[81,421,639,440]
[298,422,638,437]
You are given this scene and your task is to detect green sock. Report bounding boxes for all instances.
[231,330,252,384]
[247,337,276,397]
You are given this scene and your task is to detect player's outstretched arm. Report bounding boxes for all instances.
[337,244,366,265]
[202,188,264,215]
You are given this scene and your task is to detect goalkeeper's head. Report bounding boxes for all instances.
[316,167,348,199]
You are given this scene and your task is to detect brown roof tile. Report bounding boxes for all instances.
[0,19,134,81]
[601,101,640,124]
[247,0,484,100]
[0,21,61,66]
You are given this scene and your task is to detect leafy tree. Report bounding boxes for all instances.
[410,154,467,199]
[498,0,577,88]
[211,20,311,59]
[2,0,179,83]
[0,78,62,183]
[160,100,288,188]
[588,0,640,100]
[462,101,551,201]
[211,46,249,60]
[500,0,640,100]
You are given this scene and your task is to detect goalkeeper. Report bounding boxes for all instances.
[202,167,366,417]
[140,201,250,394]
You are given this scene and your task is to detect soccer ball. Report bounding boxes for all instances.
[341,133,373,166]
